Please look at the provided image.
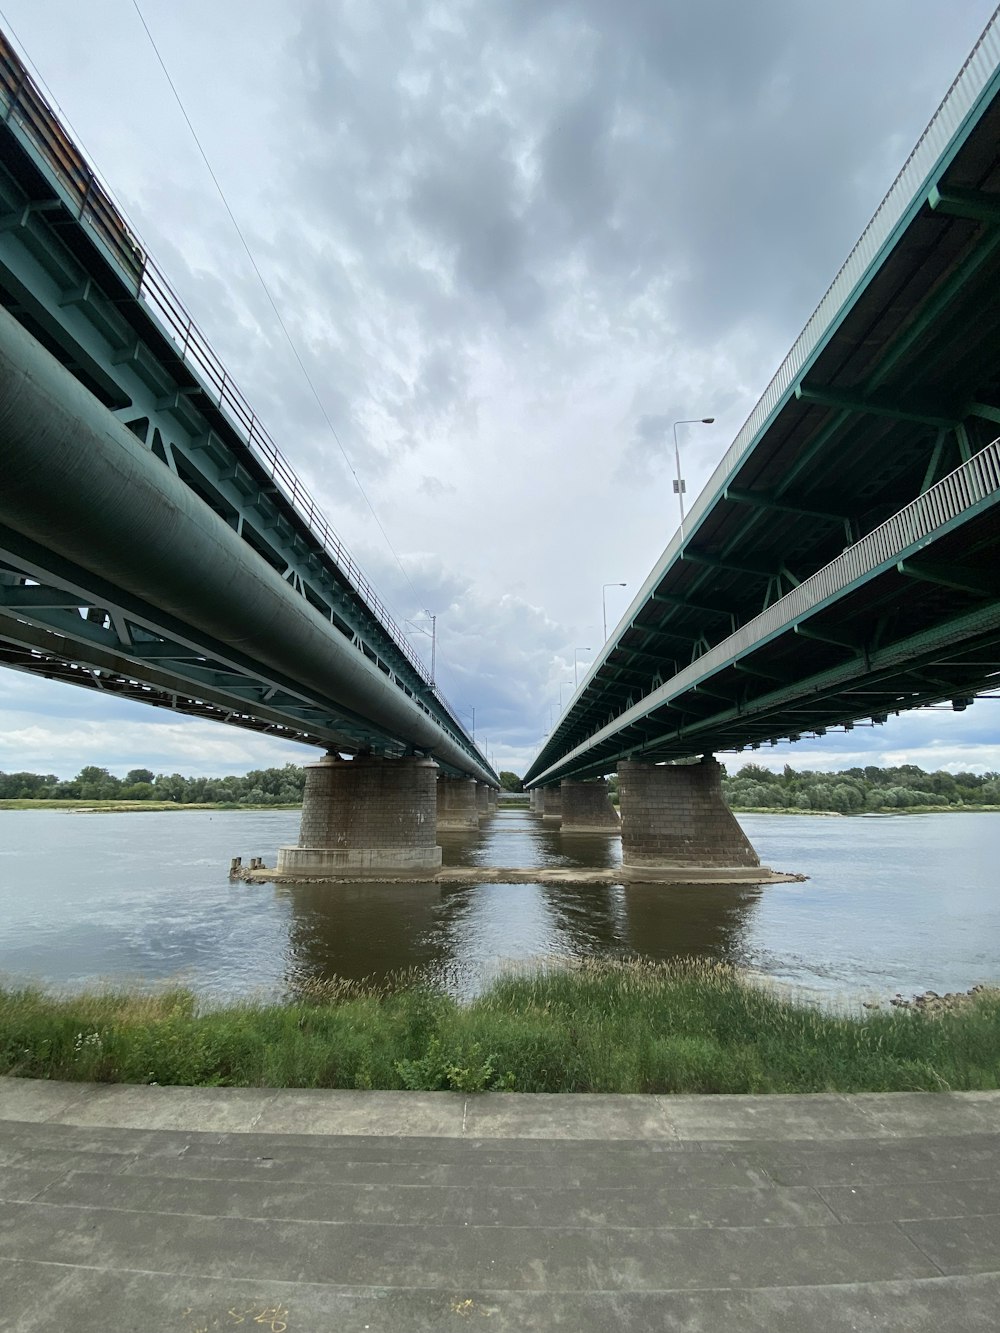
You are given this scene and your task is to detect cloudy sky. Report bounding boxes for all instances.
[2,0,999,780]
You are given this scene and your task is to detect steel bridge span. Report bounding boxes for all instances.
[0,30,495,796]
[526,14,1000,805]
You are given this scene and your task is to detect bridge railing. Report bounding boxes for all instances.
[531,439,1000,783]
[0,29,477,754]
[605,10,1000,657]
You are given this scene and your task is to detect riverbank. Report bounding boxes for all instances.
[0,799,301,812]
[3,961,998,1094]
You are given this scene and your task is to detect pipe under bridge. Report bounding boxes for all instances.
[0,29,496,798]
[526,13,1000,801]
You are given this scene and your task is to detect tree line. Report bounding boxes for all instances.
[720,762,1000,812]
[0,764,307,805]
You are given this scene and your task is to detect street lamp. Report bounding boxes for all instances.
[672,417,714,538]
[574,647,591,689]
[404,609,437,685]
[558,680,574,710]
[602,582,627,642]
[459,705,475,741]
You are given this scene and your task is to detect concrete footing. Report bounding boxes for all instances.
[475,782,491,818]
[277,753,442,879]
[560,778,620,833]
[436,775,479,830]
[618,757,760,878]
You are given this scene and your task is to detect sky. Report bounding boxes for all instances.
[1,0,999,781]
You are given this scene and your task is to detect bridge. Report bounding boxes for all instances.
[0,29,497,878]
[524,14,1000,876]
[4,18,1000,885]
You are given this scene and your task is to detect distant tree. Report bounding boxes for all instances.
[499,771,522,792]
[125,768,156,786]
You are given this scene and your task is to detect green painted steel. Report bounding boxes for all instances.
[0,30,496,784]
[527,12,1000,787]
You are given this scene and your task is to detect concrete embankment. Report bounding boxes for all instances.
[2,1077,998,1331]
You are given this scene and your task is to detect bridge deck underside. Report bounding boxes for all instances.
[0,33,494,783]
[528,70,1000,785]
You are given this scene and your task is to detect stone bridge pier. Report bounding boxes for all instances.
[559,778,620,833]
[277,753,442,878]
[540,785,562,822]
[617,757,760,879]
[436,775,479,830]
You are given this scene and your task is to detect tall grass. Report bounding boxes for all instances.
[2,960,998,1093]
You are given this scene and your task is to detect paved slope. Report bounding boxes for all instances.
[1,1079,998,1331]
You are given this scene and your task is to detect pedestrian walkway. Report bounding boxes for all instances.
[1,1077,998,1331]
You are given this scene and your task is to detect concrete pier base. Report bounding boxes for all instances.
[560,778,620,833]
[475,783,491,818]
[618,757,760,879]
[277,753,442,879]
[541,785,562,822]
[436,775,479,830]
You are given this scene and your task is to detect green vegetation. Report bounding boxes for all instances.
[0,764,306,806]
[722,762,1000,814]
[498,770,523,792]
[3,961,998,1093]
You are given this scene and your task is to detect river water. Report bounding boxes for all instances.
[1,806,998,1006]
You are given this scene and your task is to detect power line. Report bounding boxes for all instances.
[129,0,421,607]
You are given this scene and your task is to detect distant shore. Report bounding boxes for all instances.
[0,799,302,812]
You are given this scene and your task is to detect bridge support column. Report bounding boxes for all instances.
[475,783,491,818]
[277,753,442,878]
[529,788,541,813]
[541,785,562,822]
[436,775,479,830]
[618,758,760,879]
[560,778,620,832]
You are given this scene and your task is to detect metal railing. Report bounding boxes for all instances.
[532,440,1000,782]
[0,29,483,750]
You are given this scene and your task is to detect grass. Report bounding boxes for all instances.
[3,960,999,1094]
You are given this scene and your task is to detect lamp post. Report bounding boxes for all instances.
[558,680,573,710]
[672,417,714,538]
[459,705,475,742]
[602,582,626,642]
[425,609,436,686]
[574,648,591,689]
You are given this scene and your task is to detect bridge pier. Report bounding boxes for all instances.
[541,786,562,822]
[617,758,760,879]
[475,783,491,818]
[559,778,620,833]
[277,753,442,879]
[436,776,479,830]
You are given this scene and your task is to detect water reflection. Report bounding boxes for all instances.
[620,882,764,968]
[278,881,446,993]
[274,810,765,996]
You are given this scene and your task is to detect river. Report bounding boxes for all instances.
[1,806,997,1006]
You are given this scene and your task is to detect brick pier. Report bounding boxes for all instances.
[540,785,562,822]
[560,778,620,832]
[618,757,759,877]
[436,775,479,830]
[276,753,442,878]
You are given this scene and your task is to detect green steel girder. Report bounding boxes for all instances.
[864,223,1000,394]
[0,134,483,763]
[722,486,852,528]
[928,184,1000,226]
[792,622,864,651]
[895,557,1000,597]
[793,382,958,429]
